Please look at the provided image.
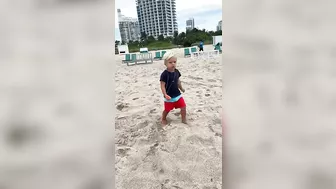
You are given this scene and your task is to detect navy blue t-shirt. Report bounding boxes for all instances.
[160,69,181,98]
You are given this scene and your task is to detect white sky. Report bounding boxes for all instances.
[115,0,222,40]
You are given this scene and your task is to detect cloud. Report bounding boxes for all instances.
[115,0,222,40]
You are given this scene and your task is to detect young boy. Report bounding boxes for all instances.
[160,51,187,125]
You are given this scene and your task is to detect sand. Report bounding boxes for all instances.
[115,45,222,188]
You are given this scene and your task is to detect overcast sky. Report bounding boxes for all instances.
[115,0,222,40]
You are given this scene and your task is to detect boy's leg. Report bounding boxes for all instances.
[181,107,187,124]
[161,110,169,125]
[162,102,173,125]
[175,97,187,124]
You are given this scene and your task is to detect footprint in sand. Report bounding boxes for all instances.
[186,135,214,147]
[116,103,129,111]
[117,147,131,158]
[163,135,181,153]
[150,108,156,114]
[207,79,216,82]
[143,142,159,161]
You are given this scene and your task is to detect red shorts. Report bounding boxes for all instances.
[164,97,186,112]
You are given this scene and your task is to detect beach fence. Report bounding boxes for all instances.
[122,52,153,66]
[191,50,220,60]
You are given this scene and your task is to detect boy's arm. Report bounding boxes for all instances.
[160,72,169,98]
[176,70,184,92]
[160,81,169,96]
[178,79,185,92]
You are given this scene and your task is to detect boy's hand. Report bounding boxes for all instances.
[164,94,171,100]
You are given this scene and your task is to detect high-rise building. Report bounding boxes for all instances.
[186,18,195,31]
[136,0,178,38]
[117,9,141,43]
[216,20,222,31]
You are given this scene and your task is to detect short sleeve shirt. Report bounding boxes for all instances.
[160,69,181,98]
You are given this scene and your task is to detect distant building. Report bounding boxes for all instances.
[216,20,222,31]
[186,18,195,31]
[136,0,178,38]
[117,9,141,43]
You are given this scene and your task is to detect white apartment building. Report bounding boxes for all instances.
[136,0,178,38]
[216,20,222,31]
[117,9,141,43]
[186,18,195,31]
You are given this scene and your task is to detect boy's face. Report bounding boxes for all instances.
[165,57,177,70]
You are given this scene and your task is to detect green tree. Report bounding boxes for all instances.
[214,30,222,35]
[173,31,179,44]
[147,36,156,43]
[208,31,215,36]
[178,32,186,40]
[158,34,165,41]
[165,36,173,42]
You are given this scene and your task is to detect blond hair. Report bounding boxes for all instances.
[162,51,176,65]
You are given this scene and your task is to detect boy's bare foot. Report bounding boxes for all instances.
[161,119,168,126]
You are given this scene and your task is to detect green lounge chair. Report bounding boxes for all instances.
[154,51,161,59]
[161,50,167,57]
[131,54,137,61]
[214,45,222,53]
[184,48,191,57]
[190,47,197,53]
[122,54,131,63]
[126,54,138,66]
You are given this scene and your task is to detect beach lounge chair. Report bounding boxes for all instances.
[190,46,198,59]
[161,50,167,57]
[154,51,161,60]
[122,53,132,63]
[190,47,197,53]
[125,54,137,66]
[214,45,222,53]
[184,48,191,57]
[131,54,137,61]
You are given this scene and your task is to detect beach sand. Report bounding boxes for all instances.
[115,45,223,188]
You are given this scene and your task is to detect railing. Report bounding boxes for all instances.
[191,50,220,60]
